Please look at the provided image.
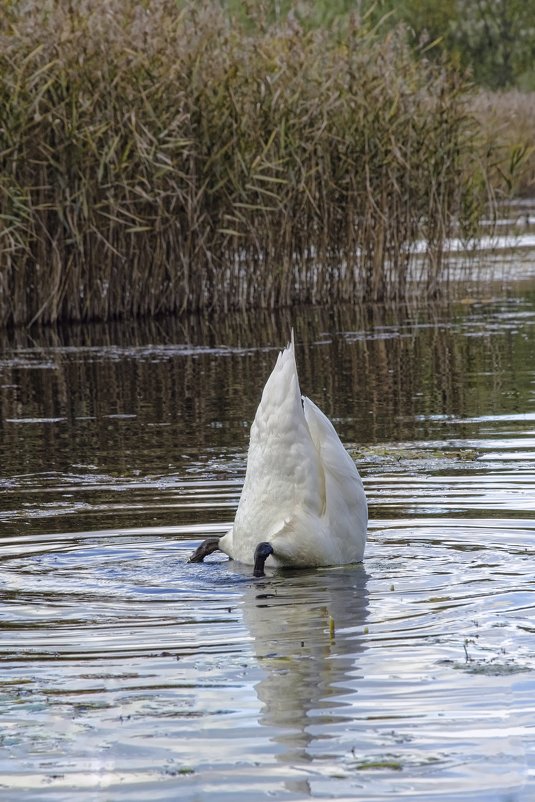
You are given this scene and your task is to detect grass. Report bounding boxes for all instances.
[0,1,493,327]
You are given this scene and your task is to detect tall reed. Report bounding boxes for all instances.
[0,1,488,326]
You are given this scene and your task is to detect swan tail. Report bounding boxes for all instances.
[257,333,300,420]
[231,334,324,559]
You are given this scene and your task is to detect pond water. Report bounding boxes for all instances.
[1,278,535,800]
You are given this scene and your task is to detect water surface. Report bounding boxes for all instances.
[0,288,534,801]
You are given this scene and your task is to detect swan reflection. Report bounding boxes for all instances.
[239,565,369,789]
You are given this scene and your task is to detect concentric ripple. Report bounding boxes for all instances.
[1,291,535,801]
[0,414,534,801]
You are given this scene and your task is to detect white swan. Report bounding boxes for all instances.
[189,332,367,575]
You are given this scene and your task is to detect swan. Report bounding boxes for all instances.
[189,332,367,576]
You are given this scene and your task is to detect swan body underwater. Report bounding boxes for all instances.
[189,333,368,576]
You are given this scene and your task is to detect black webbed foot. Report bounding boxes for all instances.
[253,541,274,577]
[189,537,221,563]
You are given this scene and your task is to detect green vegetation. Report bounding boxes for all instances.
[0,1,529,327]
[473,90,535,198]
[227,0,535,90]
[388,0,535,91]
[353,757,403,771]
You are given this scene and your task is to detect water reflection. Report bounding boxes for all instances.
[0,286,534,801]
[1,294,534,536]
[240,566,368,774]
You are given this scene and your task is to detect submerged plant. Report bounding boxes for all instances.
[0,1,490,326]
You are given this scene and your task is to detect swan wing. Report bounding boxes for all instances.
[302,396,367,562]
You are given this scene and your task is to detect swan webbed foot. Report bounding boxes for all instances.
[189,537,221,563]
[253,541,274,577]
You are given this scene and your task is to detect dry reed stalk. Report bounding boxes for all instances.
[0,1,489,327]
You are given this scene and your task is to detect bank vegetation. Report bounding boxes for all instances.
[0,1,525,326]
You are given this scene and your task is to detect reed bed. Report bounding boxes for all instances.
[0,1,488,326]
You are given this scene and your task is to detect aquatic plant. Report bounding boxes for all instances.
[0,1,489,326]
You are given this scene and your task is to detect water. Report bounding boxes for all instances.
[1,285,535,801]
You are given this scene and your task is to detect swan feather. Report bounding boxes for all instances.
[218,334,367,567]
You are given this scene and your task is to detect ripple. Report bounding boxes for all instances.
[0,493,534,801]
[1,296,535,800]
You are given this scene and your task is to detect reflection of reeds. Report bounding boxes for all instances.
[2,302,530,484]
[0,3,487,326]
